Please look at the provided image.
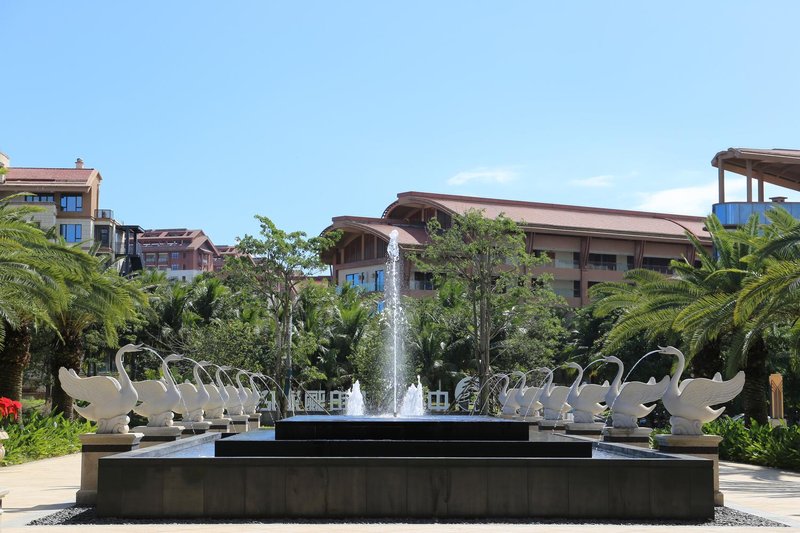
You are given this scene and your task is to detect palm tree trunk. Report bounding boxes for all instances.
[742,339,769,425]
[50,332,84,418]
[0,322,32,401]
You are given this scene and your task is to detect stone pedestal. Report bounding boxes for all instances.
[180,421,211,436]
[247,414,260,431]
[131,426,184,448]
[208,418,231,433]
[656,434,724,506]
[230,415,250,433]
[601,426,652,448]
[566,421,604,438]
[77,432,142,505]
[538,419,567,432]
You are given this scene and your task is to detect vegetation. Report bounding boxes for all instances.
[1,412,94,465]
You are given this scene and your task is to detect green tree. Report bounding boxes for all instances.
[233,215,340,417]
[411,209,549,411]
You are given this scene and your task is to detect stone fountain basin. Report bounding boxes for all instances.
[96,429,714,520]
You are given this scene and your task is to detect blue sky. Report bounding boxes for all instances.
[3,1,800,246]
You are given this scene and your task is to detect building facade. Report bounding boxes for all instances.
[0,152,143,275]
[140,228,220,282]
[322,191,712,306]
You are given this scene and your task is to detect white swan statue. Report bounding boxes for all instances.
[565,362,610,423]
[539,368,571,421]
[659,346,745,435]
[132,352,183,427]
[218,366,243,416]
[497,371,525,415]
[200,362,227,419]
[243,372,262,415]
[234,369,255,414]
[174,358,211,422]
[603,356,669,428]
[519,368,548,416]
[58,344,142,433]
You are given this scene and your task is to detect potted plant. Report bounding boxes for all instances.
[0,397,22,461]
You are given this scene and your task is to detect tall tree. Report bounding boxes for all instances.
[411,209,548,411]
[233,215,340,417]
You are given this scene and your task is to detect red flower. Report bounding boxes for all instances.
[0,397,21,421]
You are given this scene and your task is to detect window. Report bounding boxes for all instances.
[375,270,385,292]
[145,253,156,264]
[588,253,617,271]
[573,280,581,298]
[60,194,83,212]
[345,273,360,287]
[413,272,434,291]
[158,253,168,263]
[171,264,179,271]
[171,252,180,259]
[642,257,673,274]
[59,224,82,242]
[96,226,110,247]
[24,194,54,203]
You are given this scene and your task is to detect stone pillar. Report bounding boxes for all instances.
[566,422,604,438]
[180,421,211,436]
[247,414,260,431]
[208,418,232,433]
[230,415,250,433]
[601,427,652,448]
[655,434,724,506]
[77,432,142,505]
[131,426,184,448]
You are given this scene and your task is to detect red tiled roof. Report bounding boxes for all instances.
[3,167,98,184]
[140,228,220,256]
[327,216,430,246]
[386,192,710,242]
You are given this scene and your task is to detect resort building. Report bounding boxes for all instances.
[140,228,220,282]
[322,191,712,306]
[0,152,144,275]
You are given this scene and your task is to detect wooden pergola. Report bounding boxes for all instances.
[712,148,800,203]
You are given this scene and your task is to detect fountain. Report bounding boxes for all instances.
[399,376,424,416]
[345,380,365,416]
[385,228,405,415]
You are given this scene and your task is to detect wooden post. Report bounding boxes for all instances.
[746,160,753,202]
[758,177,765,202]
[718,165,725,203]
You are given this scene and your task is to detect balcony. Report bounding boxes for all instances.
[95,209,114,220]
[712,202,800,227]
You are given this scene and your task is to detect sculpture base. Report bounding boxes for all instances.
[77,432,142,505]
[498,412,519,419]
[180,421,211,435]
[247,414,261,431]
[208,418,232,433]
[230,415,250,433]
[601,426,652,447]
[566,422,604,437]
[521,415,542,425]
[655,434,724,506]
[131,426,184,448]
[538,420,567,432]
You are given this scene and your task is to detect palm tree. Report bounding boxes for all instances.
[591,214,771,423]
[0,197,93,400]
[50,254,145,417]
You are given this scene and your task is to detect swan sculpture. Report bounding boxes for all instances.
[174,358,211,422]
[659,346,745,435]
[497,371,525,415]
[565,362,610,423]
[234,369,255,415]
[58,344,142,433]
[539,368,571,421]
[603,356,669,428]
[243,372,262,415]
[519,368,548,417]
[132,352,183,427]
[218,366,243,416]
[200,362,227,419]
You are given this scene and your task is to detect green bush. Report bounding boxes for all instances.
[704,417,800,471]
[1,412,94,466]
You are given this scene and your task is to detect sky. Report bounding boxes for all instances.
[3,1,800,246]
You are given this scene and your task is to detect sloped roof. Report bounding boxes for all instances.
[140,228,220,255]
[712,147,800,192]
[385,192,710,242]
[2,167,99,186]
[326,216,430,246]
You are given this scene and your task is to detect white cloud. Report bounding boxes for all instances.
[570,174,614,187]
[447,167,518,186]
[636,180,745,216]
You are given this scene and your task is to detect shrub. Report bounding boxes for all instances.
[1,412,94,466]
[704,417,800,471]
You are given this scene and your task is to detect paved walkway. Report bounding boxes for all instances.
[0,454,797,532]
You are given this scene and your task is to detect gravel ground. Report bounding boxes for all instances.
[29,505,787,527]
